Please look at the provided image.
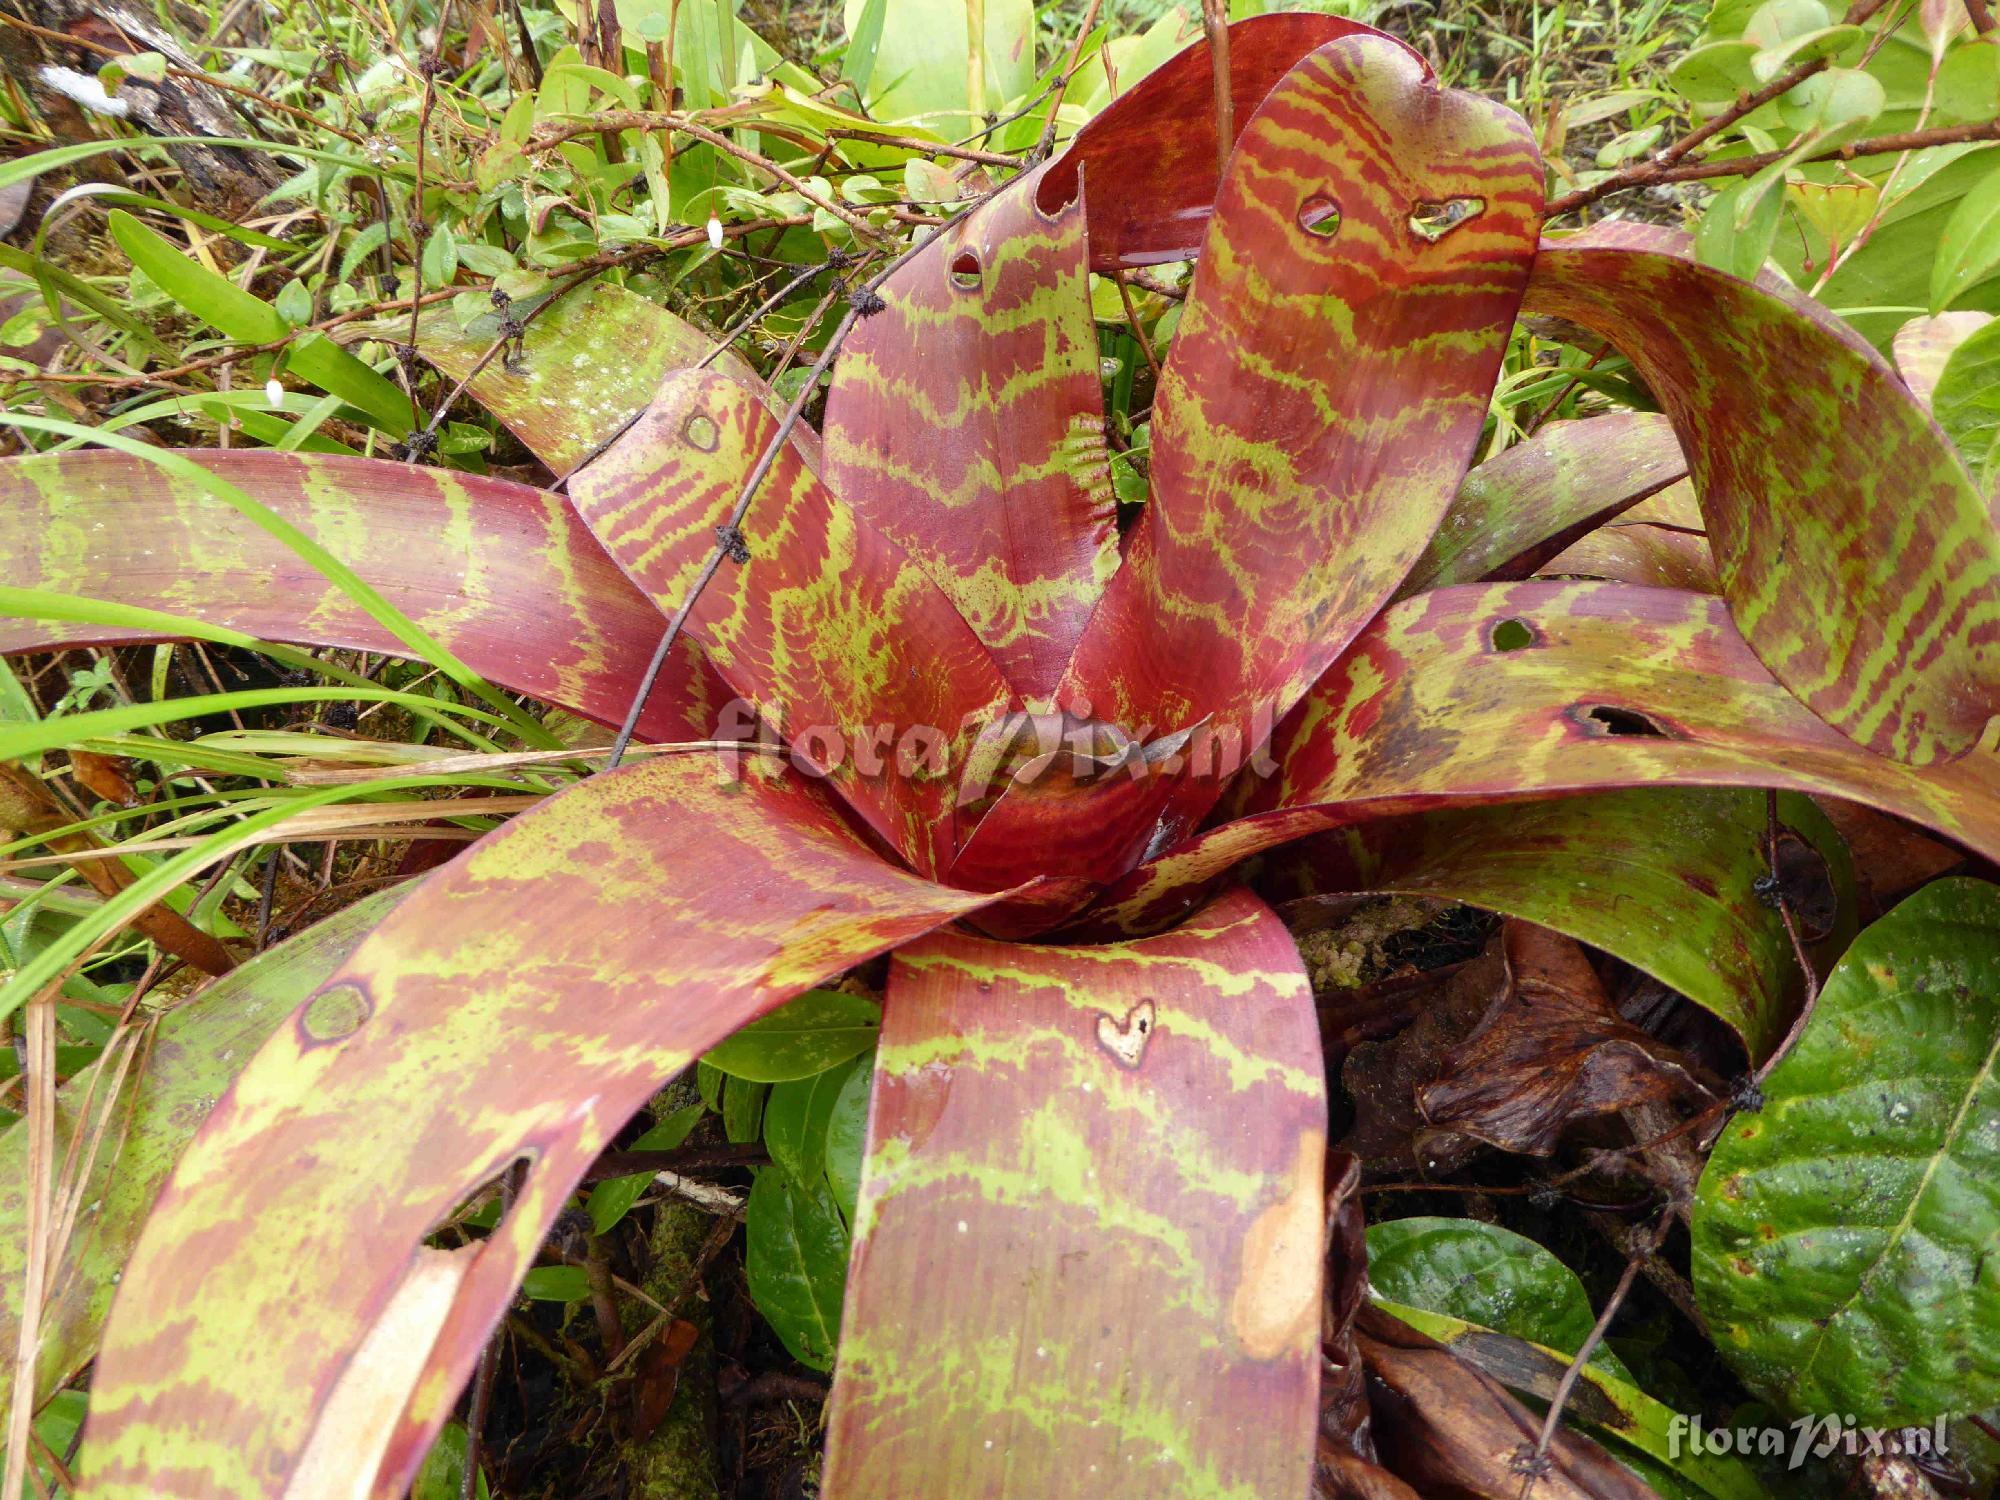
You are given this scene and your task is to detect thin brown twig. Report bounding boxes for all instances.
[1033,0,1104,161]
[22,287,459,389]
[1114,273,1161,381]
[1516,1210,1673,1498]
[1656,55,1829,169]
[459,1159,519,1500]
[1200,0,1234,180]
[1548,114,2000,216]
[823,128,1020,166]
[402,28,450,431]
[529,111,885,242]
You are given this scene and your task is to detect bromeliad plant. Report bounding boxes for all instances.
[6,13,2000,1496]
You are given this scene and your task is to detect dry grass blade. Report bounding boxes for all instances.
[0,797,548,871]
[280,740,780,785]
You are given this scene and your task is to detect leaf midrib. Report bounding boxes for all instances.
[1793,1009,2000,1393]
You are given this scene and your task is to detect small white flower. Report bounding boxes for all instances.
[706,215,725,251]
[264,378,285,408]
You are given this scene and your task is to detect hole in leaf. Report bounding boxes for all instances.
[949,250,982,289]
[682,412,718,451]
[1409,197,1485,242]
[1297,194,1342,238]
[1490,618,1536,652]
[438,1155,533,1236]
[1578,705,1674,739]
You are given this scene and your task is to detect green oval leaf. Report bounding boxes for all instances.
[1931,163,2000,312]
[765,1053,864,1188]
[701,987,882,1082]
[824,1058,870,1228]
[744,1168,848,1371]
[1366,1216,1628,1376]
[521,1265,592,1302]
[1931,315,2000,489]
[1692,877,2000,1425]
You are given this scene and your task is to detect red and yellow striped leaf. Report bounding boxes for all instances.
[822,164,1117,696]
[1059,33,1544,840]
[1078,581,2000,936]
[1400,412,1687,594]
[568,370,1016,876]
[1524,224,2000,764]
[78,757,1003,1499]
[0,449,721,741]
[0,889,407,1420]
[1543,483,1720,592]
[822,887,1324,1497]
[1042,13,1392,269]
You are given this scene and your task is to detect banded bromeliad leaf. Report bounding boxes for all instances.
[3,14,1999,1497]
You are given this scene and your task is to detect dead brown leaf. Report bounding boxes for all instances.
[1415,922,1714,1160]
[1353,1305,1656,1500]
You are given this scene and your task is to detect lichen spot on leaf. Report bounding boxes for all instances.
[300,983,373,1046]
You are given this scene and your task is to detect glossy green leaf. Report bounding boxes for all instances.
[764,1056,863,1190]
[722,1075,769,1144]
[1931,162,2000,312]
[839,0,1033,126]
[584,1103,705,1235]
[521,1266,591,1302]
[1931,315,2000,490]
[744,1167,848,1372]
[1367,1217,1630,1377]
[410,1422,489,1500]
[1692,878,2000,1425]
[1696,177,1786,281]
[1670,39,1759,102]
[823,1059,869,1227]
[701,988,882,1082]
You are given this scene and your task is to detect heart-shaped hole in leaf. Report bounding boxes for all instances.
[948,249,982,289]
[1298,194,1343,239]
[1409,197,1486,243]
[683,412,719,451]
[1490,618,1536,652]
